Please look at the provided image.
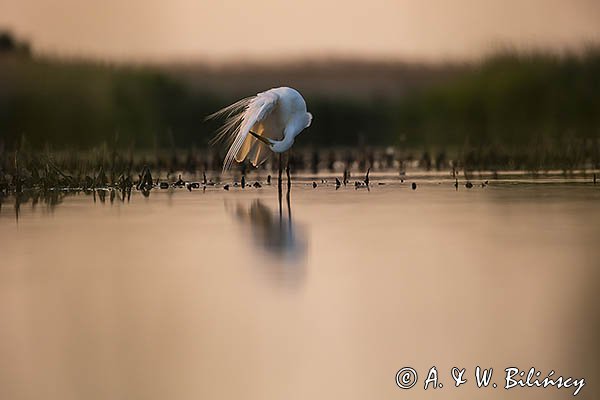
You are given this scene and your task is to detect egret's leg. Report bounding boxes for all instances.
[278,153,283,219]
[286,151,291,217]
[278,153,283,190]
[278,175,283,221]
[286,180,292,225]
[286,151,291,191]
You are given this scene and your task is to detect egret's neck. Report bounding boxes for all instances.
[282,133,295,148]
[271,116,305,153]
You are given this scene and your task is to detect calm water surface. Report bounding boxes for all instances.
[1,178,599,399]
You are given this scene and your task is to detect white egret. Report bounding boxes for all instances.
[207,87,312,186]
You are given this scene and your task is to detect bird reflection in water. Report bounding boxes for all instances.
[227,186,307,285]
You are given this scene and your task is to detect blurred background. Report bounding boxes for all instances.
[1,0,599,166]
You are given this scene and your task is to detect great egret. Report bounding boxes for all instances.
[207,87,312,187]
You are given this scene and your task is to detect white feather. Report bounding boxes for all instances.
[208,87,311,172]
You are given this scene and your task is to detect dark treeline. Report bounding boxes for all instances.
[397,50,600,148]
[0,54,221,149]
[1,32,599,161]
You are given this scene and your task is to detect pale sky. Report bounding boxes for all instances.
[2,0,600,62]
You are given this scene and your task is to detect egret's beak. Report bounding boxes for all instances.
[249,130,273,146]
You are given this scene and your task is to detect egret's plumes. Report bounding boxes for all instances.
[208,87,312,171]
[206,96,253,146]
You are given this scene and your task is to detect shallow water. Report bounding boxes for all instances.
[1,177,599,399]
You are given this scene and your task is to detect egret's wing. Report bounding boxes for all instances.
[243,115,286,167]
[209,90,279,171]
[248,140,267,167]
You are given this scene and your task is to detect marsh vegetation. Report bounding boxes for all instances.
[1,31,599,156]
